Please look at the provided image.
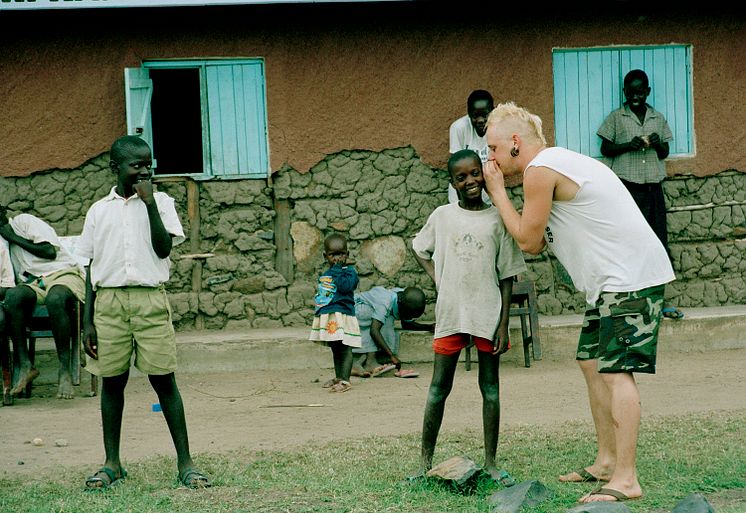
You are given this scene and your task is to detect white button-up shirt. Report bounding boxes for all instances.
[77,187,185,290]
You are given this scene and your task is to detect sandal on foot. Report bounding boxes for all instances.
[322,378,339,388]
[559,467,606,483]
[493,469,516,487]
[329,380,351,393]
[370,363,396,377]
[580,486,639,502]
[394,369,419,378]
[85,466,127,490]
[178,468,212,489]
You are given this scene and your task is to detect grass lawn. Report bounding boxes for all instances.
[1,410,744,513]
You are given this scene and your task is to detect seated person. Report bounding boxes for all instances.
[352,286,434,378]
[0,236,16,405]
[0,206,85,400]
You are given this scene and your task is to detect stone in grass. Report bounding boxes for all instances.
[426,455,481,491]
[488,479,552,513]
[671,493,716,513]
[566,502,632,513]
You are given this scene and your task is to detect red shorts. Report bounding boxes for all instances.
[433,333,494,356]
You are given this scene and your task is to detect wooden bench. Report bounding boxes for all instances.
[24,303,98,399]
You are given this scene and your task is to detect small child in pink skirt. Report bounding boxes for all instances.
[309,233,361,393]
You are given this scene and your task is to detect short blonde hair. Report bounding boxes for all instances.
[486,102,547,147]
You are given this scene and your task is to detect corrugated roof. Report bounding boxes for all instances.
[0,0,413,10]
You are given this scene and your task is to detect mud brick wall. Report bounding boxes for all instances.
[0,153,743,330]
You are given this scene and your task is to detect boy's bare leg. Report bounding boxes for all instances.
[418,352,460,474]
[477,349,504,479]
[87,372,128,487]
[150,372,210,487]
[0,306,12,405]
[150,373,195,471]
[45,285,76,399]
[560,359,615,482]
[4,286,38,396]
[581,372,642,502]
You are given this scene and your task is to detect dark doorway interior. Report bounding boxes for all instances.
[150,68,204,175]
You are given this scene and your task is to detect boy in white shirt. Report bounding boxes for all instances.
[411,149,526,485]
[448,90,494,204]
[0,206,85,401]
[78,136,210,490]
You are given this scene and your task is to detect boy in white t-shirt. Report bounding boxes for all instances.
[448,90,494,204]
[410,149,526,485]
[78,136,210,490]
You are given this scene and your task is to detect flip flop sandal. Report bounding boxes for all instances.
[561,467,605,482]
[178,468,212,489]
[581,486,638,502]
[394,369,419,378]
[85,466,127,490]
[493,469,516,487]
[370,363,396,377]
[329,380,352,393]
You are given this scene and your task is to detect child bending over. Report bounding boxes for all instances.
[411,149,526,484]
[309,233,361,393]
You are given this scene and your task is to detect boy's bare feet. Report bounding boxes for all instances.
[10,367,39,397]
[57,372,75,399]
[350,367,371,378]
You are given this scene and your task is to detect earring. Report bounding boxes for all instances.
[510,147,519,157]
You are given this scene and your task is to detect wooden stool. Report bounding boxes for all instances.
[464,279,542,370]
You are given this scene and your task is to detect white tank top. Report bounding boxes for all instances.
[528,147,675,304]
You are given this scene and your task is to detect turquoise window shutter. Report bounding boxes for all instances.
[123,67,155,162]
[553,45,692,158]
[205,62,269,178]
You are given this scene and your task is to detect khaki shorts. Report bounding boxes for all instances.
[576,285,665,374]
[85,286,177,377]
[22,267,85,303]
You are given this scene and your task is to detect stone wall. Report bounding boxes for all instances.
[0,152,743,330]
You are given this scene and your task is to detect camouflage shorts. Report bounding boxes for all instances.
[576,285,665,374]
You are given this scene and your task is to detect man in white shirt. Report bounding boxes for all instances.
[0,206,85,401]
[484,102,674,503]
[448,89,494,204]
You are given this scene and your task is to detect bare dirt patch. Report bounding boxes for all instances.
[1,348,744,477]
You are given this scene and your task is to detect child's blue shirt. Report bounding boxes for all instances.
[314,264,359,316]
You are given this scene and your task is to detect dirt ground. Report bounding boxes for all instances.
[1,348,745,477]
